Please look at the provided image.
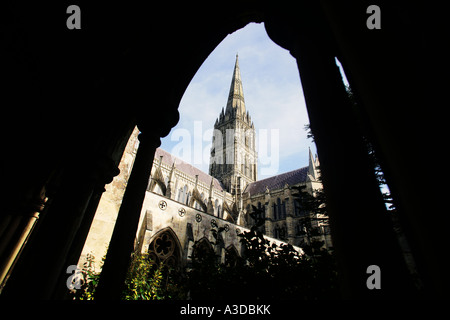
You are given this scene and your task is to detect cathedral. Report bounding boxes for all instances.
[80,55,331,270]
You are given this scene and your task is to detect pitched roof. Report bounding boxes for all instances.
[243,166,309,196]
[154,148,225,191]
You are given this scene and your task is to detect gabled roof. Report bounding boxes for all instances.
[154,148,225,192]
[243,166,309,196]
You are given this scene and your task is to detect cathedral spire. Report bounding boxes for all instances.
[211,55,257,192]
[225,53,246,116]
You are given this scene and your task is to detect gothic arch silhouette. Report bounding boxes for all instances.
[1,2,443,300]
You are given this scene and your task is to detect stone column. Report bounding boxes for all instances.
[294,43,412,297]
[1,156,119,299]
[95,131,161,300]
[265,2,415,298]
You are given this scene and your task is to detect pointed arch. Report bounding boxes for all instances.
[147,227,181,269]
[225,245,240,267]
[192,237,215,264]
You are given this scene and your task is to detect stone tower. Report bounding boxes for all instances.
[209,54,257,196]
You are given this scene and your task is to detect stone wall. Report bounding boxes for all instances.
[77,127,140,271]
[137,191,301,266]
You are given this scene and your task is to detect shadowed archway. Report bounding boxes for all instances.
[1,1,445,300]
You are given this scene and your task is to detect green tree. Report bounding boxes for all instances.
[122,253,165,300]
[185,228,339,300]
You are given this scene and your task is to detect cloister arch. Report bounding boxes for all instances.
[1,2,444,300]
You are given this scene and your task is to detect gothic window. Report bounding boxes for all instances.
[275,198,283,220]
[225,246,239,267]
[256,202,266,219]
[294,199,300,216]
[274,226,287,240]
[214,199,219,216]
[148,230,180,269]
[180,185,188,204]
[273,202,277,220]
[186,191,191,206]
[177,187,183,202]
[218,205,222,219]
[280,226,287,240]
[192,238,215,265]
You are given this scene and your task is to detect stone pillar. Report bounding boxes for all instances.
[0,187,46,291]
[294,43,412,297]
[95,131,161,300]
[1,155,119,299]
[54,156,120,298]
[265,2,415,298]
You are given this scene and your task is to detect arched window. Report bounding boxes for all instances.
[186,191,191,205]
[273,227,279,238]
[273,202,277,220]
[277,198,282,219]
[192,238,215,265]
[281,199,286,219]
[294,199,301,216]
[178,185,188,204]
[225,246,239,267]
[177,187,182,202]
[214,199,219,216]
[148,229,180,269]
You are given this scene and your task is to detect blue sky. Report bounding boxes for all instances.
[160,22,317,180]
